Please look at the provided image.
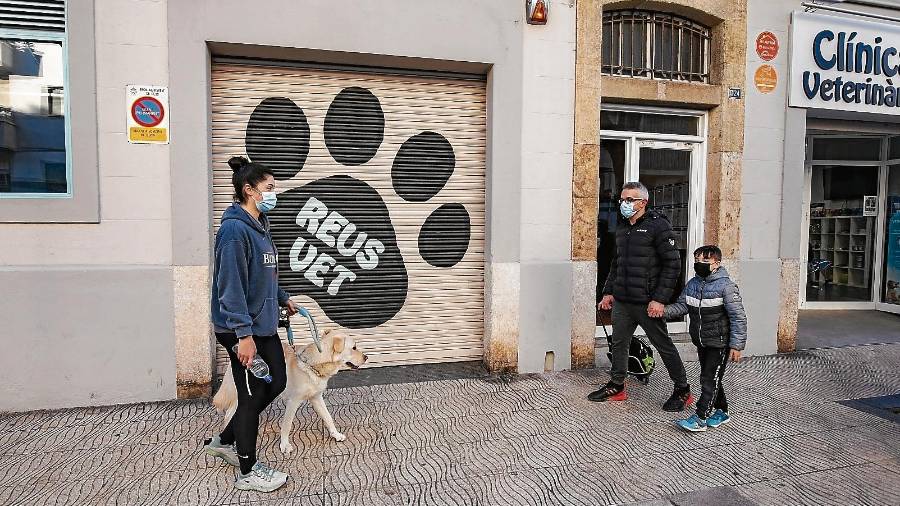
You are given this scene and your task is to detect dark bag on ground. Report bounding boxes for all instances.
[602,324,656,384]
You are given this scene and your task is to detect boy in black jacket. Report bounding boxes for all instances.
[664,245,747,432]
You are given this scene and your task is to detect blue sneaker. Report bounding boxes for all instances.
[676,414,707,432]
[707,409,730,428]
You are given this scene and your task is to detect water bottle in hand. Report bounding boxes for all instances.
[231,344,273,383]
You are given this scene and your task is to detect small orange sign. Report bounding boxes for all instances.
[756,31,779,61]
[754,64,777,94]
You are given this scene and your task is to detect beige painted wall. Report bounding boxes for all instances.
[0,0,172,266]
[0,0,185,411]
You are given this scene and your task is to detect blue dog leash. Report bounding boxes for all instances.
[282,306,322,353]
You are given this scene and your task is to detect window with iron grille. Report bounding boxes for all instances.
[602,10,710,83]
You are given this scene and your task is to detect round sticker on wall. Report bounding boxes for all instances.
[754,64,777,94]
[756,31,779,61]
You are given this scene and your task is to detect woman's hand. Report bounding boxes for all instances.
[237,337,257,368]
[285,298,298,316]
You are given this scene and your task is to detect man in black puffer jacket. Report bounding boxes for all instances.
[588,182,692,411]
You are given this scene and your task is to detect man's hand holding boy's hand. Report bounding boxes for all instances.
[647,301,665,318]
[729,349,742,362]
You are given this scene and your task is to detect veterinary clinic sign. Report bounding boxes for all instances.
[126,85,169,143]
[790,11,900,115]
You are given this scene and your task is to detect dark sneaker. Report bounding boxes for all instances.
[587,382,627,402]
[662,386,694,412]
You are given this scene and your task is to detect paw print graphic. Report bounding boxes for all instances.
[243,87,472,329]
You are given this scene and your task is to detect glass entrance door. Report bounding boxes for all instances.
[879,163,900,313]
[596,135,705,336]
[802,135,900,311]
[806,165,880,303]
[638,141,697,305]
[596,139,627,328]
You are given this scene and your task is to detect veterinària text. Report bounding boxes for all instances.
[803,28,900,108]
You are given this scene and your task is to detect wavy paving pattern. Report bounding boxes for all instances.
[2,344,900,505]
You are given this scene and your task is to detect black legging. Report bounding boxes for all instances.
[215,333,287,474]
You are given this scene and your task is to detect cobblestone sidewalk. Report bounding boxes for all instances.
[2,344,900,505]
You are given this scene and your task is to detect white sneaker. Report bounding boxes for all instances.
[203,435,239,467]
[234,462,289,492]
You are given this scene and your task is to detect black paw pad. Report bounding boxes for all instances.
[418,203,471,268]
[245,97,310,180]
[392,131,456,203]
[324,87,385,166]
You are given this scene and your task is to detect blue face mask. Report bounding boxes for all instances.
[620,200,637,218]
[255,191,277,213]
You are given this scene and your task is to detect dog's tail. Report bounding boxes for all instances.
[211,369,237,414]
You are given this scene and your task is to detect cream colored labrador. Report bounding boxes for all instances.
[212,330,368,454]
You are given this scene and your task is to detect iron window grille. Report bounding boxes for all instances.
[602,9,711,83]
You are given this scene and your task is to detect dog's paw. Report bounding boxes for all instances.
[330,431,346,442]
[279,441,295,454]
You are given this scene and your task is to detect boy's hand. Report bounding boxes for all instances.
[729,349,742,362]
[647,301,665,318]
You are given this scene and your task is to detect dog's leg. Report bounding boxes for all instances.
[310,393,345,442]
[279,397,303,454]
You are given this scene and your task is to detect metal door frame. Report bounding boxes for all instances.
[596,105,708,338]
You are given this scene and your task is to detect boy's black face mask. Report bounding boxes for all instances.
[694,262,712,278]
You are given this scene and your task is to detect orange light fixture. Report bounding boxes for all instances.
[526,0,548,25]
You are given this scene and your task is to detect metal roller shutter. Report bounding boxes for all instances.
[0,1,66,31]
[210,61,486,378]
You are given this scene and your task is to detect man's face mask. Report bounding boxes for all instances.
[619,196,643,218]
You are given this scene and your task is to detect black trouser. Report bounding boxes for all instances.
[696,345,729,420]
[215,332,287,474]
[609,301,689,389]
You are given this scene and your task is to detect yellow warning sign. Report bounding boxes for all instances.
[129,127,168,143]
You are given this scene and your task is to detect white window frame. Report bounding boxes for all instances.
[0,26,72,198]
[596,104,708,338]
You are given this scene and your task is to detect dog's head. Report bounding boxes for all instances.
[327,330,368,370]
[297,329,368,372]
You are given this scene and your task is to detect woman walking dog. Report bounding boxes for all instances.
[203,156,298,492]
